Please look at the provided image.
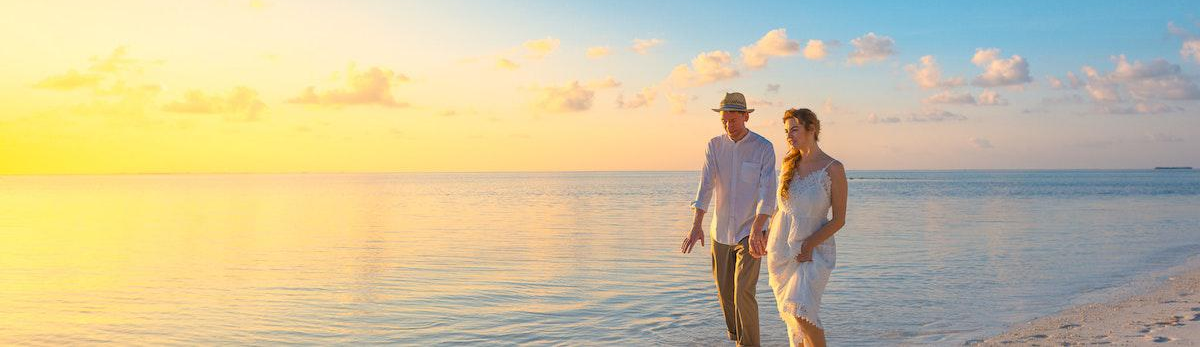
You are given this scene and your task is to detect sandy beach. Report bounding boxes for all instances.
[978,266,1200,346]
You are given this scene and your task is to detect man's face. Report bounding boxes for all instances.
[720,111,748,136]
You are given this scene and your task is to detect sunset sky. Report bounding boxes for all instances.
[2,1,1198,174]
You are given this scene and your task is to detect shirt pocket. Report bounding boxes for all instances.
[739,161,760,184]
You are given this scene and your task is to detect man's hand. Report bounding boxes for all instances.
[749,229,767,258]
[681,225,705,253]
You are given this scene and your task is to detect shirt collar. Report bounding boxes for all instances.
[727,130,756,144]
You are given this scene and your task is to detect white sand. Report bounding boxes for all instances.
[978,267,1200,346]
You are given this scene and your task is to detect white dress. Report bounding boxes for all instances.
[766,160,837,345]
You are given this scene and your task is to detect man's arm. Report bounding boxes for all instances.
[682,140,716,254]
[749,143,777,257]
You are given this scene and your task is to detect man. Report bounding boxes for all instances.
[680,92,776,347]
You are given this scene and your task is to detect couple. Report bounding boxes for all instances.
[680,92,847,347]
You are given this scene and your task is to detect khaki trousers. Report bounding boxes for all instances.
[712,236,761,347]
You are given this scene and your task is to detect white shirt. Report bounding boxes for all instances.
[690,130,777,245]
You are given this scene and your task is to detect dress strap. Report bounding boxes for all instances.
[820,160,837,172]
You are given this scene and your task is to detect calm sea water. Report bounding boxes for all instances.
[1,170,1198,346]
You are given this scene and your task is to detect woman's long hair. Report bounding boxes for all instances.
[779,108,821,200]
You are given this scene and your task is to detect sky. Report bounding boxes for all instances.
[1,0,1198,174]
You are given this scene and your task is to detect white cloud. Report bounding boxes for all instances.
[523,37,560,59]
[287,65,409,107]
[970,137,993,149]
[586,46,611,59]
[1147,132,1184,142]
[867,113,901,124]
[908,109,968,122]
[33,69,103,90]
[667,92,692,114]
[1182,40,1200,64]
[586,76,621,89]
[533,81,594,112]
[1083,55,1200,102]
[1101,102,1184,115]
[848,32,896,65]
[631,38,664,54]
[163,86,266,121]
[616,87,657,109]
[667,50,739,87]
[977,90,1008,106]
[740,28,800,69]
[495,58,519,70]
[803,39,833,60]
[922,90,975,104]
[971,48,1032,87]
[905,55,964,89]
[1081,65,1121,102]
[1168,21,1200,64]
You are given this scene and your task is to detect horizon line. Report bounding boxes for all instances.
[0,167,1193,177]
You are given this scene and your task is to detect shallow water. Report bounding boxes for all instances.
[1,170,1198,345]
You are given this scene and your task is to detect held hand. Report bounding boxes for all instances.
[681,225,705,253]
[748,229,767,258]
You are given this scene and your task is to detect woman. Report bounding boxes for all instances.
[764,108,847,347]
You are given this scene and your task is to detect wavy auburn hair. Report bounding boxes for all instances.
[779,108,821,200]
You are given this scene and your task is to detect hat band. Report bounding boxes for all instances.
[719,104,747,111]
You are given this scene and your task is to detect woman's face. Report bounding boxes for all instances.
[784,117,809,149]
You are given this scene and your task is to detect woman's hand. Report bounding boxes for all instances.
[795,244,814,263]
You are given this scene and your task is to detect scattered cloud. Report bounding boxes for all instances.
[586,76,621,89]
[667,92,693,114]
[1081,65,1121,102]
[766,83,780,93]
[970,137,993,149]
[523,37,560,59]
[163,86,266,121]
[848,32,896,65]
[971,48,1032,87]
[1080,55,1200,104]
[908,109,968,122]
[631,38,664,54]
[1109,55,1200,100]
[1168,22,1200,64]
[905,55,965,89]
[1046,71,1083,89]
[586,46,611,59]
[496,58,520,70]
[667,50,739,87]
[740,28,800,69]
[867,113,901,124]
[33,69,103,90]
[803,39,836,60]
[616,87,657,109]
[977,90,1008,106]
[533,80,594,112]
[287,65,410,107]
[922,90,976,104]
[1147,132,1184,142]
[1100,102,1184,115]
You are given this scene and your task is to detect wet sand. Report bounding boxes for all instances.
[978,267,1200,346]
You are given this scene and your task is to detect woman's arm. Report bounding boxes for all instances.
[799,161,847,254]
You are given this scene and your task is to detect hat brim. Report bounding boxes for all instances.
[712,108,755,113]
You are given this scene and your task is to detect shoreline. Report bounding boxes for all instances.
[976,262,1200,346]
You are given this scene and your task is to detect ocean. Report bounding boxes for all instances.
[1,170,1198,345]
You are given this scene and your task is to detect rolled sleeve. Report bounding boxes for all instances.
[755,142,777,216]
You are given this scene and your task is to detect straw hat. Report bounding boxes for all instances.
[711,92,755,113]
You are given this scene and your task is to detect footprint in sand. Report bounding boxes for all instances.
[1149,336,1172,343]
[1059,323,1080,329]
